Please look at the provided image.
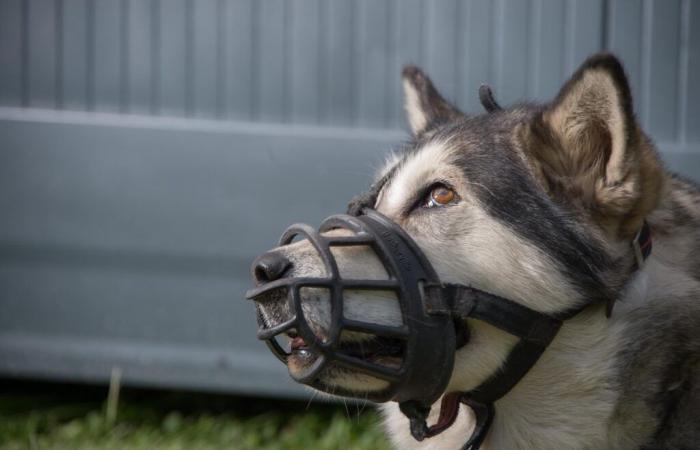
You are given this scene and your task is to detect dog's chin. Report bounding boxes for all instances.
[286,337,403,396]
[256,286,404,397]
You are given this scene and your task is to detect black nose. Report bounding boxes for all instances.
[252,251,291,284]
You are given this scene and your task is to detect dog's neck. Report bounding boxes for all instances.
[485,303,627,450]
[481,188,700,449]
[381,256,688,450]
[381,179,700,449]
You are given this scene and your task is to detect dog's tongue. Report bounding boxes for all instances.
[291,336,307,350]
[426,392,462,437]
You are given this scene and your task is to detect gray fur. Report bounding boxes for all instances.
[612,285,700,449]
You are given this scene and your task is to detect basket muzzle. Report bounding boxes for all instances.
[245,208,456,407]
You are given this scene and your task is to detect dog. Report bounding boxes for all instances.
[248,53,700,449]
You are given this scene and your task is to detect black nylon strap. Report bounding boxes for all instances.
[443,285,562,344]
[458,397,494,450]
[422,284,566,449]
[468,339,553,404]
[437,285,563,404]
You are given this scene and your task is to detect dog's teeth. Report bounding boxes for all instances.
[297,348,312,358]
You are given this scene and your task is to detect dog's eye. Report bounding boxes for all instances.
[424,184,457,208]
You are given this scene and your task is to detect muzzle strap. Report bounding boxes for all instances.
[439,284,564,344]
[419,283,567,448]
[439,283,564,402]
[458,397,494,450]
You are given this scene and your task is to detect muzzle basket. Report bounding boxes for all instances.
[246,210,456,405]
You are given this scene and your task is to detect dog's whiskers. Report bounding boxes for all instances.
[305,389,320,411]
[342,398,351,420]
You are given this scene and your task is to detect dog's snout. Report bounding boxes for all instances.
[252,251,291,284]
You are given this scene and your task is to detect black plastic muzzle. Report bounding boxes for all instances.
[246,209,456,407]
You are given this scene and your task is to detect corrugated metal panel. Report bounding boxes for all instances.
[685,0,700,144]
[0,109,402,395]
[607,0,700,149]
[5,0,699,137]
[0,0,698,396]
[61,0,89,110]
[2,0,610,126]
[0,0,23,106]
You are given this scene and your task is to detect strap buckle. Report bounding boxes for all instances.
[420,282,452,315]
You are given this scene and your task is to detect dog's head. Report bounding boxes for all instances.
[249,53,663,400]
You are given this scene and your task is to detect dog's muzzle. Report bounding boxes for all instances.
[245,209,457,408]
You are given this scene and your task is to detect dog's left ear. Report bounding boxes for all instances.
[402,66,463,136]
[525,53,663,238]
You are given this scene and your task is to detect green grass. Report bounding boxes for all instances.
[0,381,391,450]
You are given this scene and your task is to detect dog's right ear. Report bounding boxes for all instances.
[524,53,663,238]
[402,66,463,135]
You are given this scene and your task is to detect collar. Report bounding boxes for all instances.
[632,220,653,269]
[607,220,652,317]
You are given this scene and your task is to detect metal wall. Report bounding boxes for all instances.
[1,0,698,397]
[1,0,605,124]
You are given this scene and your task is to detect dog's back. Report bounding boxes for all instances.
[609,173,700,449]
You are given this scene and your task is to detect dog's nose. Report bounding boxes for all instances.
[252,251,292,284]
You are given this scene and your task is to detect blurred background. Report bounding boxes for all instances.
[0,0,699,448]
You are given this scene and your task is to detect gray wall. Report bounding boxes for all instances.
[1,0,699,397]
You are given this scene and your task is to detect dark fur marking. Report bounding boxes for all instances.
[617,302,700,449]
[381,105,615,304]
[669,172,700,193]
[348,166,397,216]
[432,114,615,304]
[648,354,697,448]
[664,174,700,279]
[478,85,502,113]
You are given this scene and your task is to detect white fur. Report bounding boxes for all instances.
[381,305,627,449]
[404,79,429,134]
[378,139,455,216]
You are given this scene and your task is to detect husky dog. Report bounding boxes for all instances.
[249,54,700,449]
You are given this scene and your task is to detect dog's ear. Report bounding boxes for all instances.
[402,65,463,135]
[524,53,663,238]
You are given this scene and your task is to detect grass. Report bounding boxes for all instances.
[0,381,392,450]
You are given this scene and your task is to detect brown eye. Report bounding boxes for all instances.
[425,184,457,208]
